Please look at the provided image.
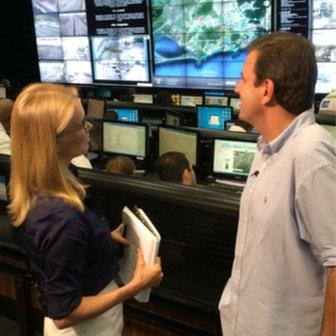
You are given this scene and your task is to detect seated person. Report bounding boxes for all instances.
[154,151,196,186]
[106,155,135,175]
[0,98,91,167]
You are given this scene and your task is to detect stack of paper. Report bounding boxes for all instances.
[119,206,161,302]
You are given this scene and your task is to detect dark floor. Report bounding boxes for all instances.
[0,315,42,336]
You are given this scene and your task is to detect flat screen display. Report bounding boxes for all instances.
[311,0,336,94]
[30,1,334,94]
[205,96,228,106]
[213,139,257,178]
[159,126,198,166]
[180,95,203,107]
[197,106,232,130]
[32,0,92,84]
[103,122,146,158]
[114,108,139,122]
[151,0,272,89]
[133,93,154,104]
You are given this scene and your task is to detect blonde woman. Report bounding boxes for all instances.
[8,83,163,335]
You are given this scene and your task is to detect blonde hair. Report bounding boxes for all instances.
[8,83,86,227]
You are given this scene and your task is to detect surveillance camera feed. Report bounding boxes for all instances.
[91,36,150,82]
[32,0,92,84]
[151,0,272,89]
[30,0,335,93]
[312,0,336,94]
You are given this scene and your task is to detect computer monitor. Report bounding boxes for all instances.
[114,108,139,122]
[87,98,105,119]
[133,93,153,104]
[158,126,198,166]
[180,95,203,107]
[204,96,228,106]
[229,98,240,111]
[213,138,257,181]
[197,106,232,131]
[105,103,139,122]
[103,121,147,158]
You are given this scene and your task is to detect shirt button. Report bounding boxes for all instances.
[244,217,247,221]
[237,269,241,274]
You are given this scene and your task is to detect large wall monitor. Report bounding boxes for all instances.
[311,0,336,94]
[158,126,198,166]
[151,0,272,90]
[213,138,257,180]
[197,105,232,131]
[103,121,147,158]
[32,0,92,83]
[30,1,335,93]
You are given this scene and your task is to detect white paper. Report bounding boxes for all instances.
[119,206,160,302]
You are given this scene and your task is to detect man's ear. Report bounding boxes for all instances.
[261,79,275,105]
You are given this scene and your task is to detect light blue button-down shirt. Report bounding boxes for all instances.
[219,108,336,336]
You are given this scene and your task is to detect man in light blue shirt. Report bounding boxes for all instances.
[219,32,335,336]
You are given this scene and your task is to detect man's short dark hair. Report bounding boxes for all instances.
[248,31,317,115]
[154,152,190,183]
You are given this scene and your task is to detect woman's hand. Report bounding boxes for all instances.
[131,249,163,290]
[111,224,129,246]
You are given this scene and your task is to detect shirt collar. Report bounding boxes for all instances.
[257,107,315,157]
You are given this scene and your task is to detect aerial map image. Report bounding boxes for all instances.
[151,0,271,82]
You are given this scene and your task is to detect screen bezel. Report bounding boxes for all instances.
[157,125,200,167]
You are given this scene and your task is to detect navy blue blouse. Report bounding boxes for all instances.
[21,196,119,319]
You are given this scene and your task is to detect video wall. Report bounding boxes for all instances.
[31,0,336,93]
[311,0,336,94]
